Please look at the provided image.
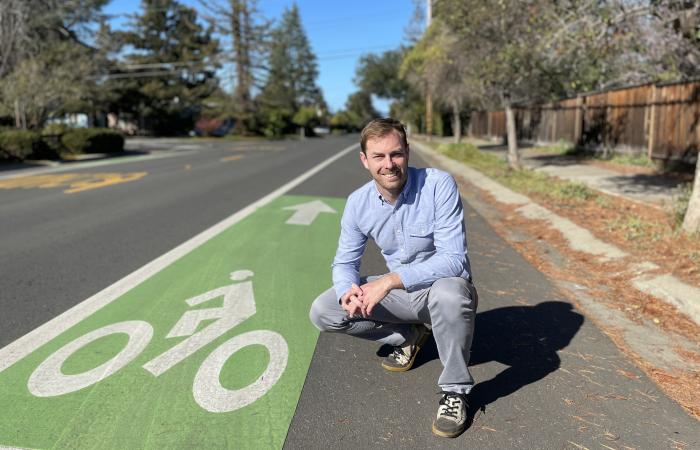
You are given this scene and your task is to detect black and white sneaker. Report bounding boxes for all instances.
[432,391,468,438]
[381,324,431,372]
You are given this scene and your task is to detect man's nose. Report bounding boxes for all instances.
[383,156,394,169]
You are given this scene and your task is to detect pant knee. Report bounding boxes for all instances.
[309,297,329,331]
[309,289,344,332]
[428,277,475,318]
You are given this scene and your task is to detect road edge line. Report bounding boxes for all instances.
[0,142,359,374]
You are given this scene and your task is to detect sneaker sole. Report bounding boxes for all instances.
[431,421,463,438]
[381,328,431,372]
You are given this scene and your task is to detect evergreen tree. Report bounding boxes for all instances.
[257,4,325,136]
[115,0,220,135]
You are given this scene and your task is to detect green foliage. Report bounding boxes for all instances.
[61,128,124,154]
[539,141,575,155]
[261,109,293,138]
[437,142,501,169]
[292,106,319,129]
[554,183,596,201]
[0,130,44,161]
[436,140,597,203]
[329,110,362,131]
[41,123,69,156]
[0,42,98,128]
[356,49,412,100]
[113,0,220,135]
[608,153,655,168]
[256,4,325,135]
[345,91,377,125]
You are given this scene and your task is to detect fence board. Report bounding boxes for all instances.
[469,80,700,162]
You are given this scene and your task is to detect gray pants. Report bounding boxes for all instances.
[309,276,478,394]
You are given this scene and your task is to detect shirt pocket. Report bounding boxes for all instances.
[407,222,435,254]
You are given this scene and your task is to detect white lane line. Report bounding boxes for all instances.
[0,143,359,374]
[0,150,199,181]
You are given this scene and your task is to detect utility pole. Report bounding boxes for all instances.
[425,0,433,140]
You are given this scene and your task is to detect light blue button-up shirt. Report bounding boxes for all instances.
[332,166,472,300]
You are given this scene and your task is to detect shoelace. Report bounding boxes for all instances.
[390,347,410,365]
[438,393,465,420]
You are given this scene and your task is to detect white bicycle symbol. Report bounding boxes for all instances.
[27,270,288,413]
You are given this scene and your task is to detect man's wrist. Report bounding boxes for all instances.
[381,272,403,291]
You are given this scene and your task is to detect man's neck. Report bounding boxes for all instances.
[376,183,403,205]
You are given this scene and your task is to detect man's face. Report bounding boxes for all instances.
[360,131,409,200]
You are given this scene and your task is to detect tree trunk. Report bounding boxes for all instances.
[452,100,461,144]
[682,154,700,234]
[425,90,433,141]
[505,101,521,170]
[14,99,21,129]
[231,0,251,135]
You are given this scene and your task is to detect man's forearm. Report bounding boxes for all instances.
[380,272,404,291]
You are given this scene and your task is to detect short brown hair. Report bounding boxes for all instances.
[360,118,408,153]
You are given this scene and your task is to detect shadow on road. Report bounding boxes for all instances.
[379,301,584,433]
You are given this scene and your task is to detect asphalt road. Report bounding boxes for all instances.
[0,136,355,348]
[0,135,697,449]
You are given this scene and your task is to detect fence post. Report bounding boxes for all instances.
[647,84,659,160]
[574,95,582,145]
[487,112,492,138]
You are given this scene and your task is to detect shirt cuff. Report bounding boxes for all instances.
[333,282,352,302]
[394,267,416,291]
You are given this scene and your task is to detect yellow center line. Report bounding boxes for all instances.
[0,172,148,193]
[220,155,244,162]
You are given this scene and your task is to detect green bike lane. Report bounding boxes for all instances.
[0,194,345,449]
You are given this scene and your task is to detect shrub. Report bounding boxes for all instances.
[61,128,124,154]
[40,123,70,158]
[0,129,45,161]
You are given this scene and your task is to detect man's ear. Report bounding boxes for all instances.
[359,151,369,170]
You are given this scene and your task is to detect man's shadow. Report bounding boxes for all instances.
[378,301,583,431]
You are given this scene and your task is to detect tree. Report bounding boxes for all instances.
[354,48,423,131]
[0,0,109,128]
[115,0,220,135]
[0,43,96,128]
[256,4,325,136]
[199,0,269,134]
[345,91,378,126]
[400,20,483,143]
[432,0,647,169]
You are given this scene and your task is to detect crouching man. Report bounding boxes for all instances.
[309,118,478,438]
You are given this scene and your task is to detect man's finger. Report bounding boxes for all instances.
[366,301,375,316]
[349,295,364,317]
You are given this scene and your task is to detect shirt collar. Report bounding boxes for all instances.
[375,167,413,206]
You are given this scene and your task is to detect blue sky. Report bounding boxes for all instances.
[103,0,418,114]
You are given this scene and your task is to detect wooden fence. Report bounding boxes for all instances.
[469,80,700,161]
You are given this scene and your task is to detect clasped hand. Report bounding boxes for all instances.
[340,276,394,318]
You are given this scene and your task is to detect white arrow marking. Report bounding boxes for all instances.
[283,200,336,225]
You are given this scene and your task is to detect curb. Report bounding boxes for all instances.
[412,140,700,325]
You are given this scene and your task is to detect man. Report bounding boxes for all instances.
[309,118,478,438]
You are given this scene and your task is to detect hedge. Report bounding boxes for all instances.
[61,128,124,154]
[0,130,47,161]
